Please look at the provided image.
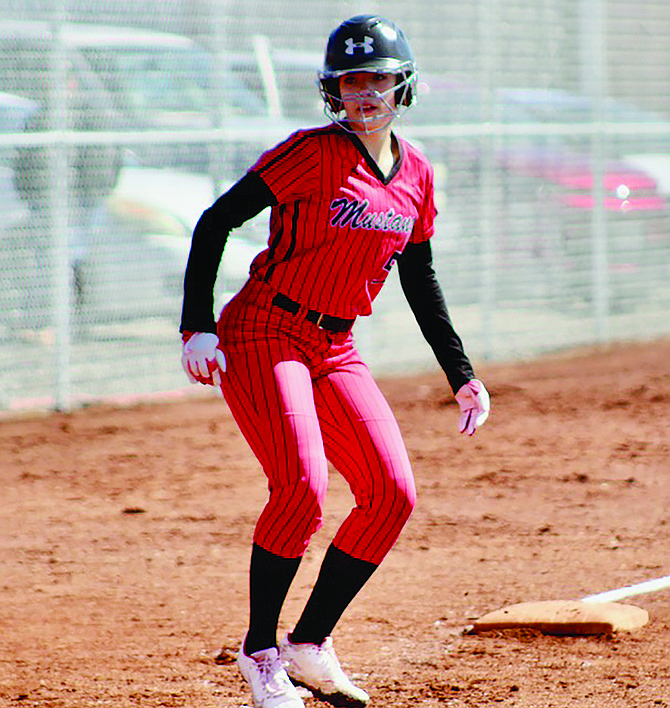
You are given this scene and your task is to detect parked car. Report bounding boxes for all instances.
[498,86,670,215]
[492,146,670,305]
[0,21,279,334]
[66,22,275,174]
[107,164,269,307]
[0,20,302,176]
[400,75,670,308]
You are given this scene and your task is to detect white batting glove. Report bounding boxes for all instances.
[455,379,490,435]
[181,332,226,386]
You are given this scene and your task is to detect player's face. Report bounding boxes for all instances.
[339,71,398,133]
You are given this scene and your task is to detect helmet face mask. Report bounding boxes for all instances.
[319,15,417,132]
[320,69,415,133]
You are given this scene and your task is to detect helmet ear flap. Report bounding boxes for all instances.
[320,76,343,113]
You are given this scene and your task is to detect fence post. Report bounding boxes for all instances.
[581,0,609,341]
[478,0,500,359]
[50,2,72,411]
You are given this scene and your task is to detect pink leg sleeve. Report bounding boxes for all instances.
[221,339,329,559]
[314,359,416,565]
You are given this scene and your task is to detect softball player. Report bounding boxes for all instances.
[180,15,489,708]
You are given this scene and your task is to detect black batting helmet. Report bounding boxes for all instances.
[319,15,417,115]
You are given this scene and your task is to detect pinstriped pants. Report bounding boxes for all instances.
[217,279,416,565]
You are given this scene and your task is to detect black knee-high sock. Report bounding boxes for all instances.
[289,544,378,645]
[244,543,302,655]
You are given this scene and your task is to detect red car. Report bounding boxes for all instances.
[493,147,670,307]
[401,76,670,309]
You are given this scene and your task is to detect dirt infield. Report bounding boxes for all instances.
[2,338,669,707]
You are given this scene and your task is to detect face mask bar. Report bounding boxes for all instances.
[319,67,416,134]
[333,85,398,134]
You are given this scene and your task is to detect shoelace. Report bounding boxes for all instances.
[254,653,293,695]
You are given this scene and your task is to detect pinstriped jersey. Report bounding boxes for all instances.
[248,124,437,319]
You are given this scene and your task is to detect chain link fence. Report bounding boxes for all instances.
[2,0,670,411]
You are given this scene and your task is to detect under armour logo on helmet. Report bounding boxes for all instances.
[344,36,374,55]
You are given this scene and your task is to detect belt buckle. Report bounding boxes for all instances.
[315,312,325,328]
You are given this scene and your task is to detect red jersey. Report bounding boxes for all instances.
[248,125,437,318]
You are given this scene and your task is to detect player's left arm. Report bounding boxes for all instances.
[397,239,490,434]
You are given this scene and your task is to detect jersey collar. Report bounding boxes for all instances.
[341,124,404,185]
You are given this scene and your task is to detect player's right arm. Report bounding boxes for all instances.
[180,171,277,334]
[180,171,276,386]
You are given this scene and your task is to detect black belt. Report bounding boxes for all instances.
[272,293,354,333]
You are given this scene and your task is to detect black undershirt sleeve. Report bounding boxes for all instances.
[180,170,277,334]
[397,239,475,394]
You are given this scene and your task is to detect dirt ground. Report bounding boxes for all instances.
[1,338,669,708]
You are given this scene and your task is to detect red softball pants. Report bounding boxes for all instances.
[217,279,416,565]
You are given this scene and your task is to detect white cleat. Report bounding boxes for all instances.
[237,644,305,708]
[279,635,369,707]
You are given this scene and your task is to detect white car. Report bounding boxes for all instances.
[0,21,275,331]
[108,163,269,313]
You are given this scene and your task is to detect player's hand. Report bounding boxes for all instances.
[455,379,490,435]
[181,332,226,386]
